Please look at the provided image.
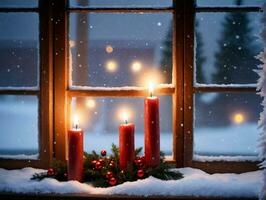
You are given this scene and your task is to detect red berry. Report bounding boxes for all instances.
[91,160,97,166]
[64,173,68,177]
[99,158,105,165]
[109,160,115,168]
[105,171,113,179]
[135,159,144,168]
[137,169,145,178]
[101,150,107,157]
[140,156,145,162]
[47,168,55,176]
[95,161,103,170]
[108,177,117,186]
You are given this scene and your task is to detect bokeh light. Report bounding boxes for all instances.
[105,45,113,54]
[105,60,118,72]
[131,61,142,72]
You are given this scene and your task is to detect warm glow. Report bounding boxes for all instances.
[137,69,164,88]
[233,113,245,124]
[73,114,79,129]
[148,81,154,97]
[106,60,118,72]
[131,61,142,72]
[118,109,132,124]
[105,45,113,54]
[86,99,96,109]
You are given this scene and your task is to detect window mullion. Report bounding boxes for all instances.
[54,0,68,162]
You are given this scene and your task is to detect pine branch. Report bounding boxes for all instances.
[135,147,143,156]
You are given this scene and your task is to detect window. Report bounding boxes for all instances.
[184,0,263,172]
[0,0,262,173]
[0,0,52,168]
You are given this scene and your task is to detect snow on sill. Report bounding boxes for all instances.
[196,5,262,8]
[0,154,39,160]
[0,86,39,91]
[193,154,261,162]
[194,83,257,88]
[69,84,174,91]
[0,167,262,197]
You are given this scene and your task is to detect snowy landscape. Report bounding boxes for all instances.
[0,98,261,161]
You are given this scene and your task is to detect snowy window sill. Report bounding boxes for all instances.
[0,167,262,199]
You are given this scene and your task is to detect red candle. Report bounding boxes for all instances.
[68,115,83,182]
[119,112,135,170]
[144,83,160,167]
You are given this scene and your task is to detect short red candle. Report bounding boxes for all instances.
[68,127,83,182]
[144,96,160,167]
[119,122,135,170]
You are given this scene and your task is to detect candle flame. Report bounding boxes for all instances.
[73,114,79,129]
[122,111,128,124]
[148,82,154,97]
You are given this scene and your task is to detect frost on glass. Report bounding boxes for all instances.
[71,96,172,155]
[69,0,172,8]
[197,0,264,7]
[194,92,261,157]
[0,95,39,158]
[195,12,262,85]
[0,13,39,88]
[0,0,38,8]
[69,12,172,87]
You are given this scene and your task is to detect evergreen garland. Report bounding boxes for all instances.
[31,144,183,187]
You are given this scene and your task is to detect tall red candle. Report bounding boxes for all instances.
[144,83,160,167]
[68,115,83,182]
[119,113,135,170]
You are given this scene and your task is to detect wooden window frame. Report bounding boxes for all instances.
[183,1,262,173]
[53,0,182,165]
[0,0,53,169]
[0,0,261,173]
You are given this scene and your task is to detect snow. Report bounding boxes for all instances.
[0,167,262,197]
[0,154,38,160]
[193,154,260,162]
[0,86,38,91]
[195,83,257,88]
[69,84,174,91]
[194,123,260,157]
[256,2,266,199]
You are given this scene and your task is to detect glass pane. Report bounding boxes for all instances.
[69,0,172,8]
[69,12,173,87]
[0,95,39,159]
[0,13,39,88]
[195,12,262,85]
[194,92,261,157]
[71,96,172,155]
[0,0,38,8]
[197,0,264,7]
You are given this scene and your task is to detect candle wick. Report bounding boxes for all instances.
[75,124,78,130]
[125,120,128,124]
[150,92,152,97]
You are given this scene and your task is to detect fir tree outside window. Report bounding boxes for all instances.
[189,0,263,172]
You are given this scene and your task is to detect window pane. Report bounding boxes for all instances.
[194,92,261,157]
[71,96,172,155]
[195,12,262,85]
[69,12,172,87]
[197,0,264,7]
[0,13,39,88]
[0,0,38,8]
[69,0,172,8]
[0,95,39,159]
